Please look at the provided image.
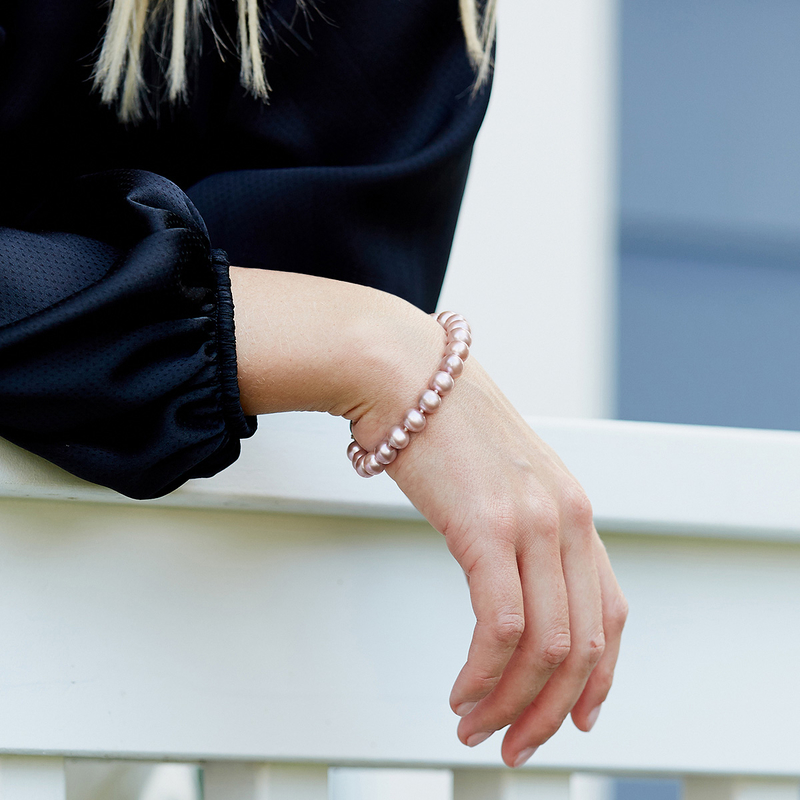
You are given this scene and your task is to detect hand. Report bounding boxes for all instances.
[352,315,628,769]
[230,268,627,767]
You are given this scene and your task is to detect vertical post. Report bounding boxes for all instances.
[442,0,619,418]
[0,757,65,800]
[571,774,615,800]
[203,762,328,800]
[329,768,452,800]
[684,777,800,800]
[453,769,572,800]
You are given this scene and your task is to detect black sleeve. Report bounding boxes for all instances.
[182,0,492,315]
[0,169,256,500]
[0,0,490,501]
[185,106,479,315]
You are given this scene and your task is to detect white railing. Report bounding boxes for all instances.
[1,413,799,799]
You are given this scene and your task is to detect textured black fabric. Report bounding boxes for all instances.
[0,0,491,499]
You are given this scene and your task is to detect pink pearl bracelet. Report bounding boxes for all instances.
[347,311,472,477]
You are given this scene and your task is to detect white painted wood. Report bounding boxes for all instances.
[138,765,199,800]
[3,415,800,543]
[453,771,613,800]
[63,761,154,800]
[570,774,615,800]
[328,768,452,800]
[202,763,327,800]
[453,770,571,800]
[442,0,619,418]
[683,777,800,800]
[63,761,199,800]
[0,758,65,800]
[0,497,799,774]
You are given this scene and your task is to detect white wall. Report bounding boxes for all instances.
[440,0,619,419]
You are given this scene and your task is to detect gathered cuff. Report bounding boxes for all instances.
[0,170,260,501]
[211,248,258,441]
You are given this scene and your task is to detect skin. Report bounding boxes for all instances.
[230,265,629,769]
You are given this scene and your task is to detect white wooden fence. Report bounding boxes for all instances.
[4,1,799,797]
[1,413,799,799]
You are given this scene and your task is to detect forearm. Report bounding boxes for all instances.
[229,266,445,428]
[230,266,627,770]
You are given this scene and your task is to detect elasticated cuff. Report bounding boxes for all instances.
[211,248,258,441]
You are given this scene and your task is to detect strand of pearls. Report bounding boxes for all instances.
[347,311,471,477]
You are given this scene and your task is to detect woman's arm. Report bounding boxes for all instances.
[0,171,255,500]
[230,265,629,769]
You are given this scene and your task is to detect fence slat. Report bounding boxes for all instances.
[453,770,572,800]
[0,758,65,800]
[203,762,328,800]
[684,777,800,800]
[571,774,615,800]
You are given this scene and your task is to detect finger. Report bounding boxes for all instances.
[570,530,628,731]
[501,524,605,767]
[449,541,525,723]
[456,519,570,745]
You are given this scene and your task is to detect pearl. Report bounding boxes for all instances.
[450,327,472,347]
[448,341,470,360]
[388,425,411,449]
[404,408,427,432]
[441,354,464,377]
[347,440,364,462]
[446,317,468,332]
[376,442,398,465]
[349,311,470,478]
[431,371,455,394]
[419,389,442,414]
[364,454,385,476]
[355,455,371,478]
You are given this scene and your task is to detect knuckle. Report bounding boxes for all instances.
[561,481,594,530]
[492,611,526,646]
[578,632,606,668]
[532,498,561,542]
[537,631,571,668]
[470,672,502,696]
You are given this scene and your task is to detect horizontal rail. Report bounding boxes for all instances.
[2,414,800,542]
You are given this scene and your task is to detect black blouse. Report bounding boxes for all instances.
[0,0,491,499]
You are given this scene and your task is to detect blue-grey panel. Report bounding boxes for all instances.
[618,252,800,431]
[621,0,800,233]
[615,778,681,800]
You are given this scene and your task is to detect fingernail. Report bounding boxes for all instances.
[466,731,493,747]
[513,747,538,768]
[586,704,602,731]
[455,702,477,717]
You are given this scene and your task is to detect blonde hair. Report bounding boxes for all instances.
[93,0,497,122]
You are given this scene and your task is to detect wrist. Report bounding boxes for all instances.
[348,310,474,478]
[342,301,447,449]
[230,266,445,425]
